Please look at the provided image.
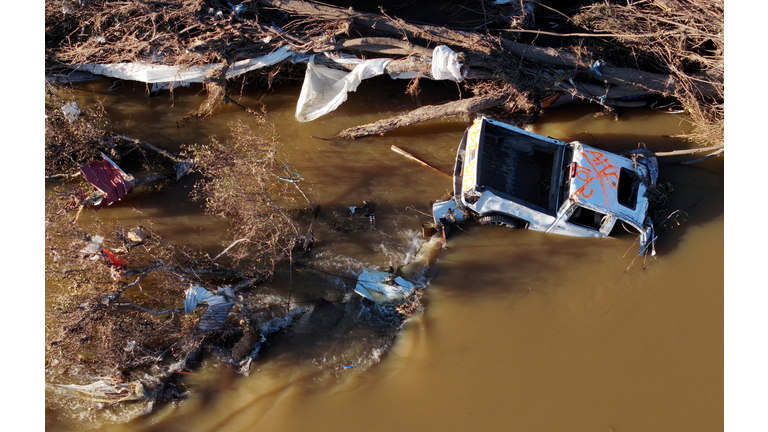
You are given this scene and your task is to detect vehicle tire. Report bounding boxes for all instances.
[478,214,520,229]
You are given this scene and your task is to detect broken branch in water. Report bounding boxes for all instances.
[654,144,724,157]
[391,145,452,179]
[109,135,180,162]
[114,301,182,315]
[213,238,249,261]
[334,92,508,139]
[679,148,723,165]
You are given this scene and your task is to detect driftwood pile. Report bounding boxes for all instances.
[46,0,723,147]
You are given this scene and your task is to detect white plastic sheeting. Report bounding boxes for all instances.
[295,45,464,122]
[430,45,465,82]
[389,45,465,82]
[74,45,294,91]
[295,56,392,122]
[73,44,466,122]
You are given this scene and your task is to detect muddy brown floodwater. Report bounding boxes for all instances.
[46,76,723,432]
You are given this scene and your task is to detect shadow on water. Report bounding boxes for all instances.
[434,225,635,299]
[132,294,414,432]
[651,156,724,255]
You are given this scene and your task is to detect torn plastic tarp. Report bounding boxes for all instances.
[80,235,105,256]
[74,45,294,92]
[184,285,236,330]
[175,159,195,181]
[76,44,464,122]
[430,45,465,82]
[79,154,134,209]
[296,45,464,121]
[354,268,416,302]
[388,45,465,82]
[295,56,392,122]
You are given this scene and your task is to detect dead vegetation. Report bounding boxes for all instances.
[44,199,213,383]
[47,0,225,66]
[45,94,315,413]
[187,117,314,277]
[46,0,723,148]
[45,84,112,176]
[571,0,724,146]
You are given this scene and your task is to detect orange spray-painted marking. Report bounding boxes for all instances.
[570,150,619,206]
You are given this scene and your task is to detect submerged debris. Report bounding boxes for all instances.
[354,268,416,303]
[46,379,148,404]
[293,298,346,335]
[80,235,105,257]
[184,285,236,330]
[79,154,135,209]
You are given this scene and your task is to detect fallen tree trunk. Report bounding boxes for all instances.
[259,0,693,96]
[46,0,723,147]
[257,0,494,53]
[334,92,508,140]
[498,39,680,94]
[254,0,718,141]
[327,37,434,57]
[313,54,432,76]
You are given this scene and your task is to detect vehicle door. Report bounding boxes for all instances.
[548,201,616,238]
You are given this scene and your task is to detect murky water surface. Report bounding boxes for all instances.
[47,76,723,431]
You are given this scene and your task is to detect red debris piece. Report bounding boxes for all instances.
[80,155,134,209]
[101,248,128,269]
[540,93,561,108]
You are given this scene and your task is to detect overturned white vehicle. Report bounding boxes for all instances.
[433,117,659,255]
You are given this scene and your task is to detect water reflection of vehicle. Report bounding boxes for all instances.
[433,117,659,255]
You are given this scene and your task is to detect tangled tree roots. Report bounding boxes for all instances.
[572,0,724,147]
[46,0,724,148]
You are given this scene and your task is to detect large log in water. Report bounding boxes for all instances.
[334,93,508,140]
[255,0,721,141]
